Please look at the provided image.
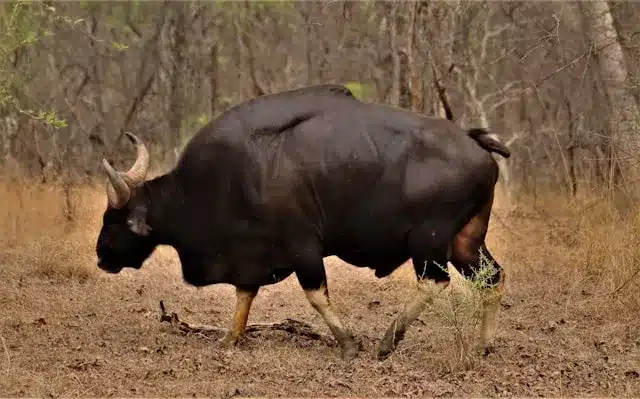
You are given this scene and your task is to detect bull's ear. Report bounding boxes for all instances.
[127,206,151,236]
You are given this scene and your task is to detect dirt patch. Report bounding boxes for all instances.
[1,252,639,397]
[1,181,639,396]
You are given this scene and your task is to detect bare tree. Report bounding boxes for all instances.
[580,0,640,213]
[2,0,639,204]
[453,2,523,202]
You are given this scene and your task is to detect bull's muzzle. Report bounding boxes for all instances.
[97,257,123,274]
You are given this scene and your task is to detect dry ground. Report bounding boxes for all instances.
[1,177,640,397]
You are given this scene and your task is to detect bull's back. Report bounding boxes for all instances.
[284,103,497,266]
[285,100,492,207]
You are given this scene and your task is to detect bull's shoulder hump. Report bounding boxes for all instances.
[239,84,357,110]
[209,85,358,138]
[279,84,356,99]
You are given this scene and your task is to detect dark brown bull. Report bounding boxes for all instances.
[95,84,509,361]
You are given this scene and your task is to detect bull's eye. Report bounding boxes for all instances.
[126,214,151,236]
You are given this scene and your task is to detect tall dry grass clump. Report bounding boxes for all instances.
[404,188,640,371]
[426,254,500,371]
[0,175,105,282]
[505,190,640,312]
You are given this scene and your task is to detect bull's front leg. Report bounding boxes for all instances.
[294,249,359,361]
[302,281,359,361]
[218,286,260,347]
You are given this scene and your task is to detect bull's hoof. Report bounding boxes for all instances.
[377,341,394,361]
[340,339,359,362]
[217,332,240,348]
[377,323,405,361]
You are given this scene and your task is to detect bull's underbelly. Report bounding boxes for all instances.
[324,214,411,277]
[333,249,410,277]
[180,255,296,287]
[320,183,466,276]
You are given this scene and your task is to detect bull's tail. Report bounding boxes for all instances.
[467,128,511,159]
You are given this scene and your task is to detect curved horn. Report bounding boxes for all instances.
[103,158,131,208]
[122,132,149,186]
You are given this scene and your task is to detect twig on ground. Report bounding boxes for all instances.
[158,300,335,344]
[607,266,640,297]
[159,300,226,334]
[571,265,640,306]
[0,334,10,374]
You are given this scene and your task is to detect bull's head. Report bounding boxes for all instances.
[95,133,156,274]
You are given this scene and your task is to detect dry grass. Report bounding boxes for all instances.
[1,177,639,396]
[0,177,104,282]
[503,190,640,314]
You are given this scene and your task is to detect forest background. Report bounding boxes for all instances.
[1,1,640,397]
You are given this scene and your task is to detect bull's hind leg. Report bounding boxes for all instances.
[450,193,505,355]
[377,229,451,360]
[294,251,359,361]
[218,286,260,347]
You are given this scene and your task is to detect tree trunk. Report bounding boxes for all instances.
[580,1,640,214]
[406,1,421,112]
[388,3,401,107]
[433,2,457,119]
[209,42,219,117]
[165,2,187,165]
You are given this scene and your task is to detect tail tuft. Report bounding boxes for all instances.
[468,128,511,159]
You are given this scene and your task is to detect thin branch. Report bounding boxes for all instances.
[485,48,592,110]
[431,62,455,121]
[118,71,156,141]
[487,87,523,114]
[0,334,10,375]
[505,130,524,147]
[480,80,521,105]
[525,47,591,93]
[158,300,336,345]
